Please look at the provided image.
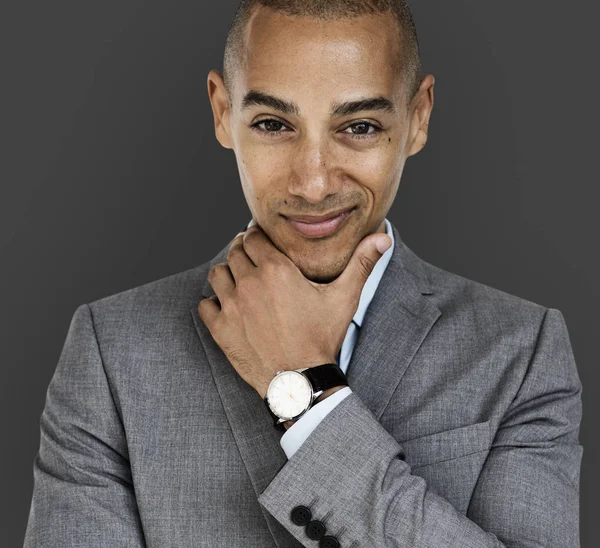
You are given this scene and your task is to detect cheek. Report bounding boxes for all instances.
[237,131,402,204]
[341,144,401,195]
[345,138,399,174]
[236,145,290,206]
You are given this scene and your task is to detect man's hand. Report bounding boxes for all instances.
[198,224,392,399]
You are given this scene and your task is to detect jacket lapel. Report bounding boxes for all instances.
[189,220,441,548]
[344,223,442,419]
[190,238,301,548]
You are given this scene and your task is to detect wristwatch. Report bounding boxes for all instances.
[263,363,349,431]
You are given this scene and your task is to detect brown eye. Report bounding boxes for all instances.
[351,122,371,134]
[262,120,284,132]
[343,121,382,138]
[250,118,290,135]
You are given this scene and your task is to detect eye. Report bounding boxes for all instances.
[249,118,383,140]
[250,118,292,138]
[341,121,383,140]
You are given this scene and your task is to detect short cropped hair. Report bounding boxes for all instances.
[222,0,422,108]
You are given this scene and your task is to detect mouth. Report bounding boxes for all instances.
[282,206,356,239]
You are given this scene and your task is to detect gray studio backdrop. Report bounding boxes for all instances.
[2,1,597,546]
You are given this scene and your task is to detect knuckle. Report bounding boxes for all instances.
[198,296,218,320]
[197,299,208,316]
[242,230,259,244]
[228,235,247,255]
[210,263,229,278]
[262,260,281,277]
[226,246,240,262]
[220,297,236,317]
[263,260,287,283]
[358,255,375,279]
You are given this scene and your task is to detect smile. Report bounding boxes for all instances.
[284,207,355,239]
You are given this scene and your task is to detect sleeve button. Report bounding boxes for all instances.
[290,505,312,526]
[319,536,340,548]
[306,519,326,540]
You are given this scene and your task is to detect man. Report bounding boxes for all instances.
[24,1,583,547]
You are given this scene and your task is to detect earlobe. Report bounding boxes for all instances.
[207,70,234,150]
[407,128,427,157]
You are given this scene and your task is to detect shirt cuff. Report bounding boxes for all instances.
[279,386,352,459]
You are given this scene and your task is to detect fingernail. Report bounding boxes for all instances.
[376,237,392,254]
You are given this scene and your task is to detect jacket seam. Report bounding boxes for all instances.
[84,303,128,445]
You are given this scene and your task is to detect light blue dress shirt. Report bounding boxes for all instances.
[246,216,395,458]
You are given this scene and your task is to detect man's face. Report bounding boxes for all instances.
[208,7,433,283]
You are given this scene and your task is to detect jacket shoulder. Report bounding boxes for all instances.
[421,258,551,332]
[86,261,211,326]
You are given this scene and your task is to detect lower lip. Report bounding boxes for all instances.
[285,209,355,238]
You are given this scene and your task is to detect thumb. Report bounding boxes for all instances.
[334,233,392,293]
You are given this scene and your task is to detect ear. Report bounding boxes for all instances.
[406,74,435,158]
[207,70,234,150]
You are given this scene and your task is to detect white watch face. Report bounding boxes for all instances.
[267,371,312,420]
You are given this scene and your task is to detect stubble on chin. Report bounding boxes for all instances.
[289,245,354,284]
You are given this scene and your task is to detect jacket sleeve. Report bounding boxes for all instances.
[23,304,147,547]
[280,387,352,458]
[257,308,583,547]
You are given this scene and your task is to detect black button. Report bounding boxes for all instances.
[306,519,326,540]
[291,505,311,526]
[319,536,340,548]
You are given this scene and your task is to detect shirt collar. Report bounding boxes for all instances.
[245,217,394,328]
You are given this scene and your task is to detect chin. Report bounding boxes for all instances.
[291,251,349,284]
[269,222,357,283]
[302,268,341,285]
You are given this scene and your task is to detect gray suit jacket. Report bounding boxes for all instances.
[24,222,583,547]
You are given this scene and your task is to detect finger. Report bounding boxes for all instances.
[207,263,235,304]
[332,233,392,297]
[227,233,257,281]
[198,295,221,329]
[230,230,246,244]
[241,225,286,266]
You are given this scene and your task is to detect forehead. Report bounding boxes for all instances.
[237,7,405,107]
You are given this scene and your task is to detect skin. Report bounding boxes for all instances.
[199,226,391,398]
[201,6,434,429]
[208,6,434,284]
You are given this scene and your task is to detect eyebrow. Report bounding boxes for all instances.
[241,89,396,117]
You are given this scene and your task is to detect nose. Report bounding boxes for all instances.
[287,134,343,204]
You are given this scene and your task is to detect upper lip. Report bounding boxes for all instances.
[284,206,355,223]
